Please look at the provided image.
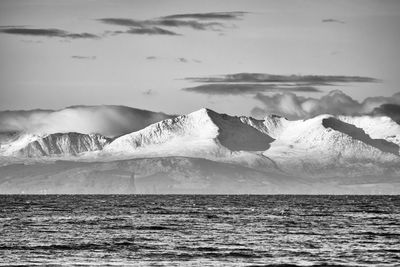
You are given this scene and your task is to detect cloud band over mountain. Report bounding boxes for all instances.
[252,90,400,119]
[0,106,173,137]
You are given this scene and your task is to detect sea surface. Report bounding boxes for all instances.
[0,195,399,266]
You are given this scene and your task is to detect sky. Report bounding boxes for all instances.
[0,0,400,117]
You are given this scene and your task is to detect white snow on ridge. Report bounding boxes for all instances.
[0,132,110,157]
[0,108,399,178]
[338,115,400,146]
[104,108,274,156]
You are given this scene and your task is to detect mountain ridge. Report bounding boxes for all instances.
[0,107,399,183]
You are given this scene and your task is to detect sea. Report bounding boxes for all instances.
[0,195,399,266]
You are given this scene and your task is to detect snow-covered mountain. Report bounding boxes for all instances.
[0,107,399,193]
[104,108,274,157]
[0,132,111,157]
[261,114,400,177]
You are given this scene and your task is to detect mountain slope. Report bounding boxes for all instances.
[322,117,399,156]
[262,114,400,177]
[0,108,399,185]
[1,133,111,157]
[105,108,274,157]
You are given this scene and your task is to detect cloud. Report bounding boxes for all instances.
[146,56,158,60]
[98,11,247,36]
[183,73,379,96]
[183,83,320,95]
[142,89,155,95]
[97,18,144,27]
[0,27,99,39]
[145,56,201,63]
[98,18,221,33]
[0,106,173,138]
[162,12,247,20]
[177,57,189,63]
[322,19,345,24]
[152,19,222,30]
[252,90,400,120]
[177,57,202,63]
[373,104,400,124]
[98,18,181,35]
[71,56,96,60]
[185,73,379,84]
[126,27,179,35]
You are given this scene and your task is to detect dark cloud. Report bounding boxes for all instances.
[252,90,400,120]
[185,73,380,84]
[178,57,189,63]
[162,11,247,20]
[183,83,320,95]
[322,19,345,24]
[0,27,99,39]
[373,104,400,124]
[98,18,221,32]
[98,12,247,36]
[126,27,179,35]
[0,105,174,138]
[153,19,222,30]
[97,18,144,27]
[71,56,96,60]
[183,73,379,96]
[146,56,158,60]
[142,89,155,96]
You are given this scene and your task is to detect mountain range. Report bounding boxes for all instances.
[0,107,399,194]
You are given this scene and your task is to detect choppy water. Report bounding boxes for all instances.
[0,195,399,266]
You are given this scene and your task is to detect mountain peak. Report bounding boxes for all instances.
[188,107,219,118]
[105,107,274,155]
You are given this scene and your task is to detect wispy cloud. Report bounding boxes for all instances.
[145,56,202,63]
[176,57,202,63]
[0,27,99,39]
[71,56,96,60]
[142,89,155,96]
[98,11,247,36]
[177,57,189,63]
[126,27,179,35]
[322,18,345,24]
[146,56,158,60]
[183,73,379,96]
[185,73,379,84]
[183,83,320,95]
[98,17,221,34]
[252,90,400,120]
[162,11,247,20]
[0,106,173,137]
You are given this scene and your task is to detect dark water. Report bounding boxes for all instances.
[0,195,399,266]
